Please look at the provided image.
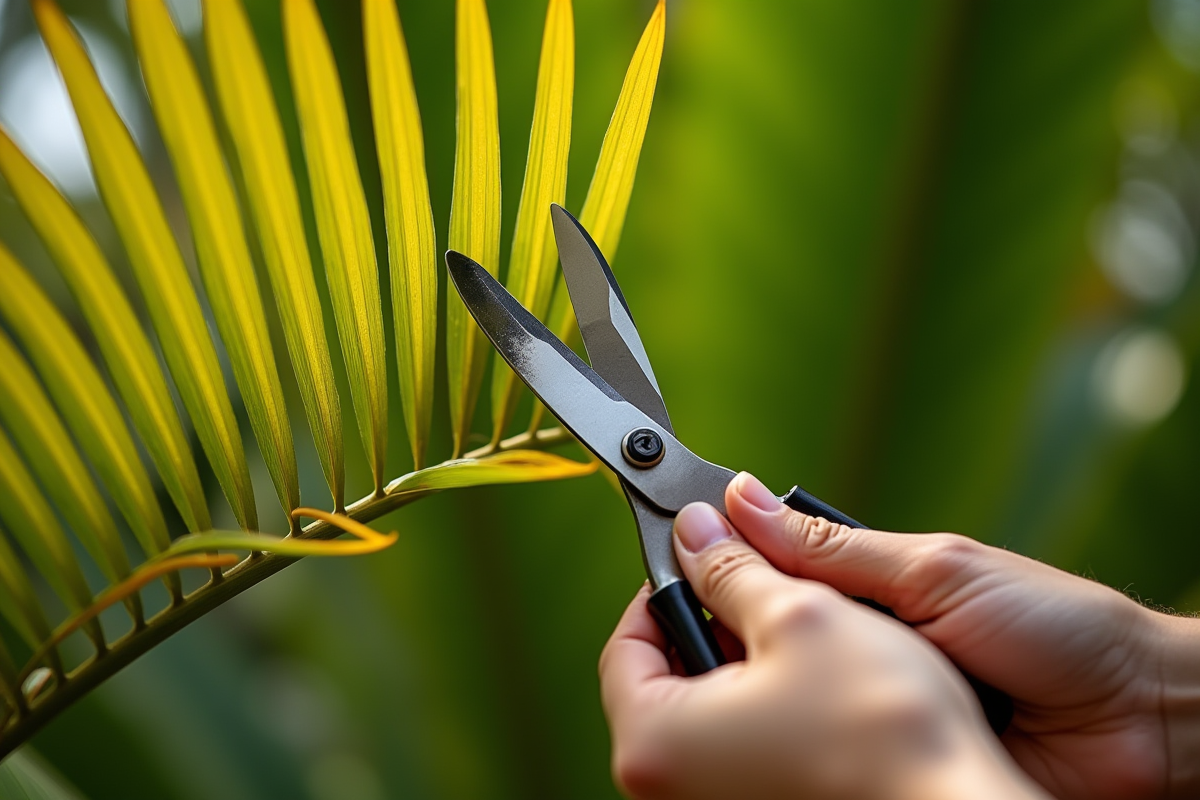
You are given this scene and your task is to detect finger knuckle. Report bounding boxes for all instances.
[784,511,854,559]
[702,547,761,601]
[760,585,839,635]
[917,533,983,582]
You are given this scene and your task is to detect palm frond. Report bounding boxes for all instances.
[491,0,574,444]
[206,0,346,509]
[33,0,258,531]
[0,332,138,624]
[285,0,390,494]
[131,0,300,523]
[365,0,439,471]
[447,0,503,457]
[530,0,666,432]
[0,131,212,535]
[0,0,665,755]
[0,248,176,599]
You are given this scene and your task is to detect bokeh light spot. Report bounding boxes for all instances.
[0,26,143,198]
[1153,0,1200,72]
[1093,327,1188,426]
[1091,180,1193,304]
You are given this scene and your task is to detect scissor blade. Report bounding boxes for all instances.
[550,204,672,434]
[445,250,734,516]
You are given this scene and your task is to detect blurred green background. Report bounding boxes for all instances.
[2,0,1199,797]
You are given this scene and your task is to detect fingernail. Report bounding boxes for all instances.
[736,472,781,512]
[675,503,732,553]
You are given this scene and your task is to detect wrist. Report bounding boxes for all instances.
[1152,612,1200,797]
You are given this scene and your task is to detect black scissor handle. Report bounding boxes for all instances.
[781,485,1014,735]
[648,580,726,675]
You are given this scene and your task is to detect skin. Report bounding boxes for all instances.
[600,472,1200,800]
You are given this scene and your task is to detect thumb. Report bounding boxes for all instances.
[723,472,993,623]
[672,502,798,648]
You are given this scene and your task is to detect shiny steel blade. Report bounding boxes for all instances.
[445,250,733,516]
[550,204,672,433]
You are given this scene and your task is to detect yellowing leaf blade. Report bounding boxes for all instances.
[165,530,396,559]
[385,449,595,496]
[205,0,345,509]
[491,0,574,443]
[0,246,179,597]
[0,426,105,648]
[448,0,502,456]
[0,528,56,657]
[33,0,257,530]
[544,0,665,349]
[365,0,438,470]
[285,0,389,492]
[0,335,135,623]
[131,0,298,521]
[0,129,210,534]
[170,507,397,558]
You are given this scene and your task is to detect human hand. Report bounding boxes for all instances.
[599,478,1049,800]
[722,472,1200,799]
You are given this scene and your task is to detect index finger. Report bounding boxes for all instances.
[598,584,673,728]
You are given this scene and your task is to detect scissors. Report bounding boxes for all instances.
[446,204,1013,734]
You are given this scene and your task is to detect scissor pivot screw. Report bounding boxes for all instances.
[622,427,664,468]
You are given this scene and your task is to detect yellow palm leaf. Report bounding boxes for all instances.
[130,0,299,524]
[285,0,389,493]
[386,450,596,497]
[0,128,210,534]
[168,515,396,560]
[0,0,662,749]
[365,0,439,470]
[490,0,574,443]
[33,0,258,531]
[205,0,346,510]
[0,528,58,669]
[0,246,179,599]
[0,334,137,623]
[0,427,105,649]
[544,0,666,349]
[447,0,502,457]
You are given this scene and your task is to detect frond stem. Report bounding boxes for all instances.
[0,427,570,757]
[464,425,571,459]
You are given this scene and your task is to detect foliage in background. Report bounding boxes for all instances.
[0,748,85,800]
[0,0,1196,798]
[0,0,678,759]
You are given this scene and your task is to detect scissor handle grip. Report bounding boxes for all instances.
[648,580,726,675]
[781,485,1014,736]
